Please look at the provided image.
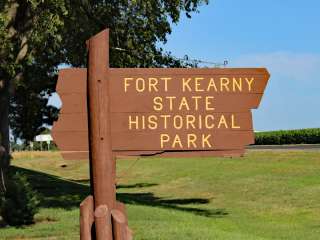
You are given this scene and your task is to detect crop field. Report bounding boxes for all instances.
[1,150,320,239]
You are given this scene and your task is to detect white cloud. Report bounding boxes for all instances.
[231,52,320,81]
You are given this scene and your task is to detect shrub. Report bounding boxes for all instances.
[255,128,320,145]
[0,171,40,226]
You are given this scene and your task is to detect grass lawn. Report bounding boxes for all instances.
[1,150,320,239]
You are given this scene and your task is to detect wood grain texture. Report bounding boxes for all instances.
[52,64,269,158]
[52,68,88,160]
[80,195,94,240]
[87,29,116,210]
[94,205,112,240]
[111,209,127,240]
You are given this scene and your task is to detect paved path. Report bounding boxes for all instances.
[247,144,320,151]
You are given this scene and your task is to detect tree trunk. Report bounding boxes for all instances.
[0,82,10,165]
[0,82,10,193]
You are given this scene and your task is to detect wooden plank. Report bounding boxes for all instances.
[110,93,263,112]
[55,92,265,114]
[52,64,269,159]
[52,130,253,151]
[56,68,87,94]
[58,93,87,114]
[52,131,88,151]
[53,112,252,132]
[53,113,87,132]
[60,149,244,159]
[111,111,253,132]
[56,68,270,95]
[112,130,254,151]
[109,72,269,94]
[114,149,245,157]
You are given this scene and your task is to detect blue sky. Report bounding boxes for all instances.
[50,0,320,131]
[161,0,320,131]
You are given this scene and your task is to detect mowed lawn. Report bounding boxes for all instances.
[1,150,320,239]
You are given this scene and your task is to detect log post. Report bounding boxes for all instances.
[87,29,116,209]
[111,209,127,240]
[94,205,113,240]
[80,195,94,240]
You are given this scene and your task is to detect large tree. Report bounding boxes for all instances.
[0,0,208,173]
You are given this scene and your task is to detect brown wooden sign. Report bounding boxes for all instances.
[53,66,269,159]
[51,29,269,240]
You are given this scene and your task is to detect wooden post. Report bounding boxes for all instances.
[94,205,113,240]
[87,29,116,209]
[80,195,94,240]
[111,210,127,240]
[115,201,128,225]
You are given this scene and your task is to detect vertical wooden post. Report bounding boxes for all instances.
[87,29,116,209]
[111,209,127,240]
[80,195,94,240]
[94,205,113,240]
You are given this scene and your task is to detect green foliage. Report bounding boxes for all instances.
[1,0,209,143]
[0,170,40,226]
[255,128,320,145]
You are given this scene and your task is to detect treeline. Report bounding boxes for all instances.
[255,128,320,145]
[11,142,58,152]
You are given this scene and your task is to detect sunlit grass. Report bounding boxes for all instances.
[1,151,320,239]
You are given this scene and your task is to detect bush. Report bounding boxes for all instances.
[255,128,320,145]
[0,171,40,226]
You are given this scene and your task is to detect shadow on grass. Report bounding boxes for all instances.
[11,166,228,218]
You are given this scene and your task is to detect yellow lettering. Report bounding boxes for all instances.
[166,96,176,111]
[220,77,230,92]
[245,77,254,92]
[205,96,215,111]
[205,115,215,129]
[160,134,170,148]
[231,114,240,129]
[188,134,197,148]
[153,97,163,111]
[207,78,218,91]
[186,115,196,129]
[160,115,170,129]
[179,97,190,111]
[124,78,133,92]
[141,115,146,129]
[232,77,242,92]
[195,77,204,92]
[192,96,202,111]
[136,77,145,92]
[172,134,183,148]
[148,78,158,92]
[182,78,192,92]
[148,115,158,129]
[202,134,212,148]
[128,115,139,129]
[198,115,203,129]
[173,115,183,129]
[161,77,171,91]
[218,115,228,128]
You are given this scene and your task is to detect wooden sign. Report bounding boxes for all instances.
[52,65,269,160]
[51,29,269,240]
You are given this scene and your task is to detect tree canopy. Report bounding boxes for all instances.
[0,0,209,146]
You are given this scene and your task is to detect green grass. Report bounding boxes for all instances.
[1,150,320,239]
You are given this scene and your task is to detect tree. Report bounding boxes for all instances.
[0,0,208,180]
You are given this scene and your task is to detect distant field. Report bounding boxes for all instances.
[1,150,320,239]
